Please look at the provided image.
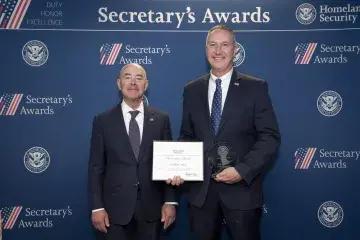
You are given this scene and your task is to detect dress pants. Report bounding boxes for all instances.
[188,179,262,240]
[105,189,161,240]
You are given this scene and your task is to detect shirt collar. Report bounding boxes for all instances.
[121,100,144,114]
[210,68,233,83]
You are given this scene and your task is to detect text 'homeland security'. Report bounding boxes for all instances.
[319,4,360,23]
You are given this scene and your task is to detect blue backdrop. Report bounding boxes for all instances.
[1,0,359,239]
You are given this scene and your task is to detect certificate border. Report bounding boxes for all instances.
[151,140,204,182]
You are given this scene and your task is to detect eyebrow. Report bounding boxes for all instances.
[123,73,144,78]
[208,41,230,43]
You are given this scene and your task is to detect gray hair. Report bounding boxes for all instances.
[206,25,236,45]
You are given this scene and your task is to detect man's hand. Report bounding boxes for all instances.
[91,210,110,233]
[166,176,184,186]
[161,204,176,229]
[215,167,242,184]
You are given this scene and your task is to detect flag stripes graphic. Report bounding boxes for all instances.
[294,148,317,169]
[0,93,23,115]
[100,43,122,65]
[0,0,32,29]
[295,43,317,64]
[1,206,23,229]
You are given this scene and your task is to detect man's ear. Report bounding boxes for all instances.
[117,78,122,90]
[144,79,149,91]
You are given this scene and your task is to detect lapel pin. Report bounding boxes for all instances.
[150,118,154,122]
[234,82,239,86]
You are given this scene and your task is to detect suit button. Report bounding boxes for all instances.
[137,164,140,168]
[133,182,139,187]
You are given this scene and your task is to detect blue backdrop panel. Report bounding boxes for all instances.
[1,0,359,239]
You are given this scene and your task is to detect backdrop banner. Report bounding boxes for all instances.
[1,0,359,239]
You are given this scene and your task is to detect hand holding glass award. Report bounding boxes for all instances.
[207,142,238,179]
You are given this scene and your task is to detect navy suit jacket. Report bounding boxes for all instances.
[88,103,177,225]
[179,70,281,210]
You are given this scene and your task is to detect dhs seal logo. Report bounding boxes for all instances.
[318,201,344,228]
[217,145,229,156]
[24,147,50,173]
[233,42,245,67]
[296,3,316,25]
[22,40,49,67]
[317,90,342,117]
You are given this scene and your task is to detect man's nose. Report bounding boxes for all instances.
[130,78,137,84]
[215,46,222,54]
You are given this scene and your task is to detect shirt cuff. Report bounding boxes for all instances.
[165,202,178,205]
[92,208,105,213]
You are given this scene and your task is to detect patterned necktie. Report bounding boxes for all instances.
[129,110,140,160]
[211,79,222,135]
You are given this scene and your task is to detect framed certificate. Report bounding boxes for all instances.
[152,141,204,181]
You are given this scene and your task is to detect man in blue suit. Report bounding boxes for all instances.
[170,25,281,240]
[88,63,178,240]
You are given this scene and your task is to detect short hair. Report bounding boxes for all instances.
[118,63,147,80]
[206,25,236,45]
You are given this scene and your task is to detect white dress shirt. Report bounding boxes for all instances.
[92,100,176,213]
[208,68,233,114]
[122,100,144,142]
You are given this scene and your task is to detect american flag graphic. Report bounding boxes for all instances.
[295,43,317,64]
[294,148,317,169]
[100,43,122,65]
[0,93,23,116]
[0,0,32,29]
[1,206,23,229]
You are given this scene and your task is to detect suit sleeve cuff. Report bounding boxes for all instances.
[234,163,253,185]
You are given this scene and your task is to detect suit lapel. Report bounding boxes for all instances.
[217,71,242,135]
[137,105,154,163]
[113,104,137,162]
[200,75,214,139]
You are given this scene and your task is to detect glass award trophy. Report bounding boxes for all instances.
[207,142,238,179]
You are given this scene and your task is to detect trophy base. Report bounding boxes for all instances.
[211,172,218,179]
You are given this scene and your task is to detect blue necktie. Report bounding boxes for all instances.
[211,79,222,135]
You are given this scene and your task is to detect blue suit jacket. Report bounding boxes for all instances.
[179,70,281,210]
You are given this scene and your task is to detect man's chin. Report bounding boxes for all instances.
[124,96,141,102]
[130,96,140,101]
[211,65,227,72]
[210,62,233,71]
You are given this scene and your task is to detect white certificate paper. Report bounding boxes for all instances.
[152,141,203,181]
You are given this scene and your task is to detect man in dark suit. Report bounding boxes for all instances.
[88,63,178,240]
[171,25,281,240]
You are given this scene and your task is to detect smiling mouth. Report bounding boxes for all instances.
[213,57,224,60]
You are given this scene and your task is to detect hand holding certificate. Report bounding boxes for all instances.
[152,141,204,183]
